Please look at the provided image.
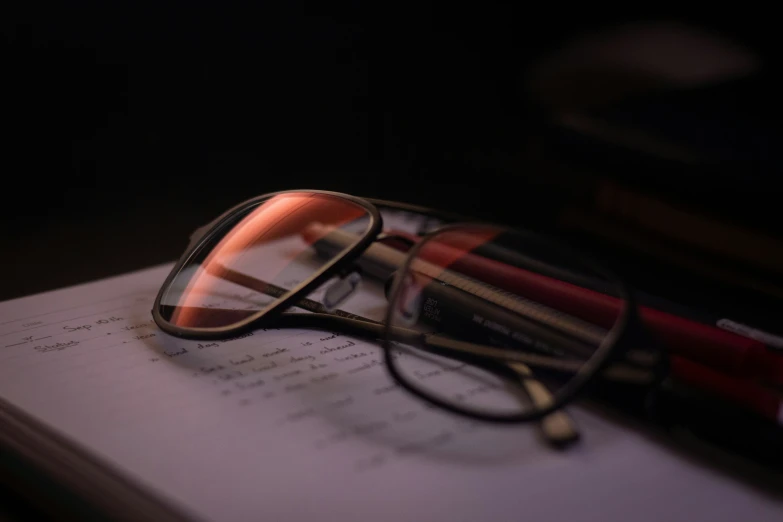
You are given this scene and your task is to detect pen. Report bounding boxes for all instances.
[463,230,783,347]
[380,229,783,422]
[382,228,783,388]
[387,228,783,347]
[303,224,783,424]
[587,368,783,470]
[668,355,783,424]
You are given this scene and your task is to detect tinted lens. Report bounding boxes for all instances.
[384,224,634,420]
[159,192,373,329]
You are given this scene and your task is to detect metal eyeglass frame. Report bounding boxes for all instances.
[152,189,661,426]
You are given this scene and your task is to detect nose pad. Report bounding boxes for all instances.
[322,270,362,311]
[384,271,422,327]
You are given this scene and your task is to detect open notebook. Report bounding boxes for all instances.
[0,211,781,522]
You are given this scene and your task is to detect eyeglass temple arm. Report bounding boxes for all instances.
[207,262,655,386]
[207,264,582,440]
[209,263,379,323]
[206,266,590,443]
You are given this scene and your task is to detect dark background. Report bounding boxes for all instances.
[3,4,781,301]
[2,3,783,520]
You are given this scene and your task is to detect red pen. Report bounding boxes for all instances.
[377,229,783,425]
[669,355,783,425]
[303,224,783,423]
[384,228,783,389]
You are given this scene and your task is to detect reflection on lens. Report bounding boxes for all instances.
[158,192,372,329]
[385,224,632,420]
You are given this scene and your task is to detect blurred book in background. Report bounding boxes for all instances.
[504,20,783,337]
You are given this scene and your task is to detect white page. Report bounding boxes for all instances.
[0,212,781,522]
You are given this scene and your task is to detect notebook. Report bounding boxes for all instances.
[0,211,781,522]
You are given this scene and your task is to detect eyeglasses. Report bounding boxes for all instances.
[152,190,664,446]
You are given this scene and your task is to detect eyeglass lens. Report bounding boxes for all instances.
[385,224,632,418]
[158,192,373,329]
